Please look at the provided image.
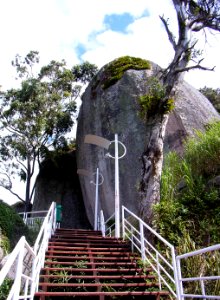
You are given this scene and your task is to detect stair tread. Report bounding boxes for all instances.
[44,261,137,266]
[48,245,130,251]
[40,274,155,279]
[35,290,170,296]
[38,282,158,287]
[42,267,149,272]
[34,228,170,299]
[46,250,137,254]
[45,255,136,261]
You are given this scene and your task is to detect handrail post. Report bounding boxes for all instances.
[12,236,25,300]
[53,202,57,233]
[114,133,120,238]
[139,220,146,261]
[122,206,125,240]
[156,252,162,290]
[176,256,184,300]
[100,210,105,237]
[94,168,99,230]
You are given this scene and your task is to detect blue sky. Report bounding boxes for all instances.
[104,13,135,33]
[0,0,220,204]
[0,0,219,91]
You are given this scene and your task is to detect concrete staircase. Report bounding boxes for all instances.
[34,228,170,299]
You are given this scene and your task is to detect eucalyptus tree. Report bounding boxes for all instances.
[140,0,220,222]
[0,51,97,211]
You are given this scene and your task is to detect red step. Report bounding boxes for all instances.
[34,228,170,299]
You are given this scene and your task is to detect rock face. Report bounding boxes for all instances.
[33,151,91,229]
[76,58,220,225]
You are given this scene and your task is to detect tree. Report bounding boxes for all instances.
[0,51,97,212]
[199,86,220,112]
[140,0,220,222]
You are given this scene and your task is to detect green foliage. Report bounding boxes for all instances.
[0,200,34,250]
[199,86,220,113]
[102,56,151,89]
[72,61,98,84]
[184,121,220,177]
[0,51,97,206]
[0,229,10,255]
[0,278,13,300]
[138,77,174,120]
[154,121,220,247]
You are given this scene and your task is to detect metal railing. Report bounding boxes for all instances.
[102,205,220,300]
[176,244,220,299]
[100,211,115,237]
[121,205,178,298]
[19,210,48,229]
[0,202,56,300]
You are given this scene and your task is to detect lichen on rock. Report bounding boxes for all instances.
[92,56,151,91]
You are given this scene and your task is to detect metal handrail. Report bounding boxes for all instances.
[176,244,220,299]
[103,205,220,300]
[0,202,56,300]
[121,205,179,298]
[19,210,48,226]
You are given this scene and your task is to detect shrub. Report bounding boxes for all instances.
[154,121,220,247]
[0,200,34,250]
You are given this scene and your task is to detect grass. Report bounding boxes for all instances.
[153,121,220,296]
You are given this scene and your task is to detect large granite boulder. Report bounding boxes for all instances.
[76,57,220,226]
[33,151,91,229]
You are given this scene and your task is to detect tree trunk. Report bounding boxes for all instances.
[25,156,32,213]
[140,113,169,224]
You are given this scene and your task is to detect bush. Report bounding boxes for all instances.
[0,278,13,300]
[0,200,34,250]
[154,121,220,248]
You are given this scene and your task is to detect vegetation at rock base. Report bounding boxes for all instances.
[101,56,151,90]
[0,200,34,251]
[200,86,220,113]
[153,121,220,249]
[138,77,175,120]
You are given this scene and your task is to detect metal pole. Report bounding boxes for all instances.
[115,134,120,238]
[94,168,99,230]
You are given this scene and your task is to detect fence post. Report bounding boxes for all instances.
[100,210,105,237]
[122,206,125,240]
[156,252,162,290]
[139,221,146,261]
[176,256,184,300]
[12,236,25,300]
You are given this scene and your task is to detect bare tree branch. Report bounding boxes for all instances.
[160,15,177,50]
[175,63,215,73]
[0,172,25,203]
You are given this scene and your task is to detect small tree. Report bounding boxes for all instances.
[140,0,220,222]
[0,51,97,212]
[200,86,220,112]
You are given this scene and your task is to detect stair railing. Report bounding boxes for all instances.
[103,212,115,236]
[19,210,48,228]
[0,202,56,300]
[176,244,220,299]
[30,202,56,297]
[121,205,179,298]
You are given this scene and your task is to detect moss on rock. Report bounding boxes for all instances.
[102,56,151,89]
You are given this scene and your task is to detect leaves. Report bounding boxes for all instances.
[0,51,97,206]
[154,121,220,246]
